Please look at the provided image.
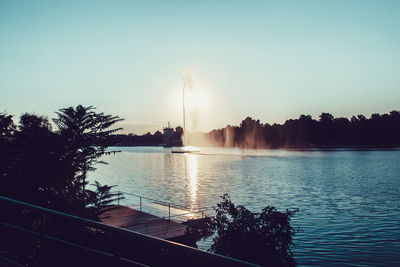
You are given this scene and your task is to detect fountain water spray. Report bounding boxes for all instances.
[182,70,193,146]
[171,71,199,153]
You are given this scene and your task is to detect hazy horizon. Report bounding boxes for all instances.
[1,0,400,134]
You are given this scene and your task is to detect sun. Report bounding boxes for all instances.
[185,87,210,111]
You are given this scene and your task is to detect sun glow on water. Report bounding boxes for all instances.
[185,154,199,211]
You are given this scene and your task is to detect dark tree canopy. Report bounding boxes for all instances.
[53,105,123,212]
[53,105,123,171]
[0,105,124,219]
[203,110,400,149]
[86,181,125,220]
[109,110,400,149]
[0,112,16,143]
[209,194,298,267]
[0,106,127,266]
[110,127,182,146]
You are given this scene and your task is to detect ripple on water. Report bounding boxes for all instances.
[90,147,400,266]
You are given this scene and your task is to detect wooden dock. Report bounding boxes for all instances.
[101,205,188,240]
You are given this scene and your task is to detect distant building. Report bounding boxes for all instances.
[163,122,174,147]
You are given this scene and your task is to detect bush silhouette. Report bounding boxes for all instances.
[209,194,299,266]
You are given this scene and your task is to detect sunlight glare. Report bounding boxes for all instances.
[185,87,210,111]
[185,154,198,211]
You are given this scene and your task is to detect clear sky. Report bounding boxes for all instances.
[1,0,399,134]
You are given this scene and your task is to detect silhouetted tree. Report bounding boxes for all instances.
[209,194,298,266]
[86,181,125,220]
[0,113,68,207]
[237,117,266,148]
[0,113,17,200]
[319,112,334,123]
[200,110,400,149]
[0,112,16,143]
[53,105,123,212]
[0,107,127,265]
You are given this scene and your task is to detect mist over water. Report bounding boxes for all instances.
[181,73,267,149]
[185,118,269,149]
[179,73,271,148]
[184,110,400,150]
[180,73,275,149]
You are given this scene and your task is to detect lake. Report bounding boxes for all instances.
[89,146,400,266]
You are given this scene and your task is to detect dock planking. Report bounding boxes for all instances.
[101,205,188,240]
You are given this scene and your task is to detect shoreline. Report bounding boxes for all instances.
[111,144,400,151]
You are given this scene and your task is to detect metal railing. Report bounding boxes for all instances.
[117,191,209,221]
[117,209,213,236]
[0,196,259,267]
[113,191,213,236]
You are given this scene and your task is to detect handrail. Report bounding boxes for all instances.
[119,191,209,211]
[117,190,209,220]
[0,195,259,267]
[0,220,148,267]
[118,209,208,230]
[120,191,171,206]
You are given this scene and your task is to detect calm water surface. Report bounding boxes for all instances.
[89,147,400,266]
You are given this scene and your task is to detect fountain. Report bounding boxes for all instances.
[171,71,200,153]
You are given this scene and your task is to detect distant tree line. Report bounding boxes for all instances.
[112,131,164,145]
[110,110,400,149]
[206,110,400,149]
[111,126,183,146]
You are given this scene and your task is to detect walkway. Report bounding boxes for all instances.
[101,205,188,240]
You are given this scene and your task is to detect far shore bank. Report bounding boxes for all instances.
[110,144,400,151]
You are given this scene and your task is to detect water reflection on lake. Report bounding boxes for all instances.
[185,155,198,211]
[89,147,400,266]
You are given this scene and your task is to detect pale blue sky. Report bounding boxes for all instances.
[1,0,399,133]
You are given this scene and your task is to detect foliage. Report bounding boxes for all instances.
[53,105,123,175]
[206,110,400,148]
[0,112,16,143]
[86,180,125,220]
[53,105,123,213]
[184,216,213,241]
[110,110,400,148]
[209,194,299,266]
[0,113,69,209]
[0,105,124,218]
[111,128,181,146]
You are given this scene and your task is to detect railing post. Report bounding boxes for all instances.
[202,210,204,218]
[140,196,142,212]
[117,191,120,206]
[168,203,171,220]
